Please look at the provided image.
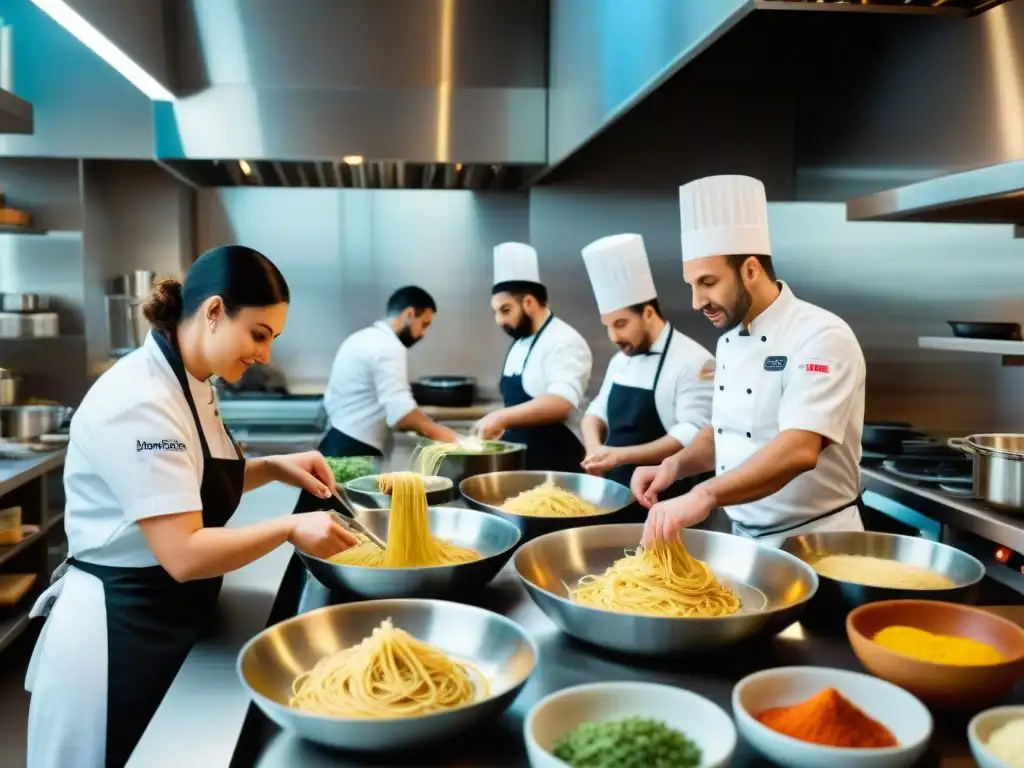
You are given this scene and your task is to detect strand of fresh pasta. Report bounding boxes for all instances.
[289,618,487,717]
[330,472,479,568]
[499,480,603,517]
[569,536,741,617]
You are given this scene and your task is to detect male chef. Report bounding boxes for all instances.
[294,286,458,513]
[475,242,593,473]
[578,233,715,497]
[635,174,867,548]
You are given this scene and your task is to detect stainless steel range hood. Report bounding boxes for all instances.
[847,160,1024,224]
[153,0,546,175]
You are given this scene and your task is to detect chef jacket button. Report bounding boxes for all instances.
[720,465,725,471]
[761,336,767,342]
[726,338,730,343]
[746,388,752,394]
[746,432,751,438]
[719,385,724,391]
[717,428,722,434]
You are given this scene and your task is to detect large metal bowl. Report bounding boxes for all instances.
[298,506,521,599]
[514,524,818,655]
[343,473,458,508]
[412,439,527,485]
[237,598,538,752]
[460,470,634,541]
[781,531,985,628]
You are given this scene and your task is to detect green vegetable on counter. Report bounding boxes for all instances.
[324,456,377,485]
[551,716,701,768]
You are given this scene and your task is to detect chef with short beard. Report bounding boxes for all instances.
[475,242,593,473]
[634,175,867,548]
[577,233,715,496]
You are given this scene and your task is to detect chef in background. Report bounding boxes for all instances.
[475,242,593,473]
[578,234,715,499]
[635,174,867,548]
[295,286,458,513]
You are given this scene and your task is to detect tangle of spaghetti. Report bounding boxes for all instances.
[499,480,604,518]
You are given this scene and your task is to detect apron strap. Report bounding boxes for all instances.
[734,493,864,539]
[501,311,556,378]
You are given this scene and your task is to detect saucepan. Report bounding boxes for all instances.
[0,405,73,440]
[948,434,1024,513]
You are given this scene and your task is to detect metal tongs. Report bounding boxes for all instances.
[328,486,387,550]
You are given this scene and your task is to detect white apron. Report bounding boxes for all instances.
[731,503,864,548]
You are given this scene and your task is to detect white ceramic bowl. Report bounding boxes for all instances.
[969,705,1024,768]
[733,666,933,768]
[523,681,736,768]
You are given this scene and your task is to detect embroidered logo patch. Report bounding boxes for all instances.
[803,363,831,374]
[763,356,787,372]
[137,439,187,452]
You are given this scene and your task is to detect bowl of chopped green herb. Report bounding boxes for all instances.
[324,456,378,486]
[524,681,736,768]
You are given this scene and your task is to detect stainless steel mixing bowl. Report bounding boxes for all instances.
[237,598,538,752]
[343,474,458,508]
[412,439,527,485]
[514,524,818,655]
[297,506,521,599]
[781,530,985,627]
[460,470,634,540]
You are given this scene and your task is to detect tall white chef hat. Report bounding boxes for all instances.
[581,233,657,315]
[492,242,542,294]
[678,175,772,263]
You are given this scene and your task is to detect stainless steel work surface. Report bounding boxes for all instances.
[239,561,1023,767]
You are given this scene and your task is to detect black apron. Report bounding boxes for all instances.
[602,328,692,520]
[499,314,585,474]
[67,329,245,768]
[732,495,867,540]
[291,428,383,514]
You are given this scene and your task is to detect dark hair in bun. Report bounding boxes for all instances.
[142,245,290,336]
[142,277,184,335]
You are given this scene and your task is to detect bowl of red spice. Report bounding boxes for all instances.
[732,666,932,768]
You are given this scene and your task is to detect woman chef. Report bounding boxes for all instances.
[24,245,359,768]
[634,175,868,548]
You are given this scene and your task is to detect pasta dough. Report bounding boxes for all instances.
[500,480,603,518]
[289,618,487,718]
[569,536,741,618]
[329,472,480,568]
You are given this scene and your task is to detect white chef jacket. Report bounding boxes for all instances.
[62,333,237,568]
[502,313,592,410]
[323,321,419,452]
[712,282,866,535]
[586,324,714,446]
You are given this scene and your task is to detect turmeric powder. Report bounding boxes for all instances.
[755,688,898,748]
[873,625,1004,666]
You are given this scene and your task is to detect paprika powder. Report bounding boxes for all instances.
[755,687,898,748]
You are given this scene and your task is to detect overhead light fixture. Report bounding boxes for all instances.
[238,160,252,176]
[342,155,364,166]
[29,0,176,102]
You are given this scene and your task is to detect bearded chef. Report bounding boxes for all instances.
[578,233,715,496]
[634,174,867,548]
[475,242,593,473]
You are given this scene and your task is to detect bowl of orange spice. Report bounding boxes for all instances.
[732,666,932,768]
[847,599,1024,711]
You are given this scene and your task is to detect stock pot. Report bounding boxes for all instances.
[949,434,1024,512]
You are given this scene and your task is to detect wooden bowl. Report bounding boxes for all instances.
[847,600,1024,711]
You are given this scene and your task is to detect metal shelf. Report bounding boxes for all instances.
[919,336,1024,355]
[0,610,30,654]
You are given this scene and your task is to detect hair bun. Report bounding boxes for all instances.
[142,277,183,334]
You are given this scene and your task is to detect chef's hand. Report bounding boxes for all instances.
[267,451,337,498]
[289,511,360,558]
[433,425,461,443]
[641,485,717,548]
[581,447,622,476]
[631,455,680,509]
[474,410,507,441]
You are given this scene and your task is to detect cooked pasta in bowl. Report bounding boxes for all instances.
[237,599,538,751]
[514,524,818,655]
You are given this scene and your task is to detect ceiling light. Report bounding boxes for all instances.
[342,155,364,165]
[30,0,175,102]
[238,160,252,176]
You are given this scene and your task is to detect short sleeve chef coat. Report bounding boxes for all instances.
[586,324,714,446]
[323,322,419,452]
[63,333,237,568]
[712,282,866,531]
[502,314,593,409]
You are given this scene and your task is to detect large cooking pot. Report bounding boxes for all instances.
[949,434,1024,512]
[411,376,476,408]
[0,405,73,440]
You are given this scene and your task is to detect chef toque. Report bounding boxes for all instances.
[678,175,772,263]
[581,233,658,315]
[492,242,542,295]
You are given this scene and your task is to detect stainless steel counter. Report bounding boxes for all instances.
[0,448,65,496]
